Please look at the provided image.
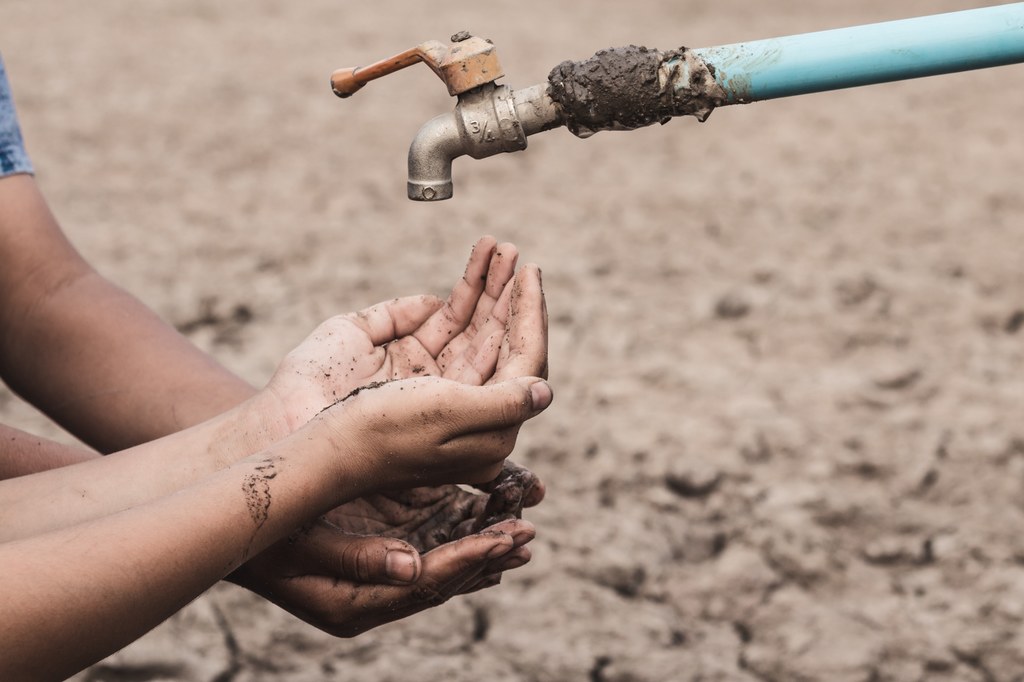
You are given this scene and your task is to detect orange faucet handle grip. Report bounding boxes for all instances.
[331,35,504,98]
[328,67,367,98]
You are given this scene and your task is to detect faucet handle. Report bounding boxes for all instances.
[331,34,504,98]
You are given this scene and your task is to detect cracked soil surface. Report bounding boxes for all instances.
[2,0,1024,680]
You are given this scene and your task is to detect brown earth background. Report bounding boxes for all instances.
[3,1,1024,680]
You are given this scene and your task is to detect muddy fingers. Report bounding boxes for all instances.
[316,375,552,494]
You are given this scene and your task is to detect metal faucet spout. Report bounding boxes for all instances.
[407,111,464,201]
[407,82,563,201]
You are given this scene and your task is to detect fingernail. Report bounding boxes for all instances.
[385,550,418,583]
[530,381,553,411]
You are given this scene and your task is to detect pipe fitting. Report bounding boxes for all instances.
[407,112,462,201]
[407,83,562,201]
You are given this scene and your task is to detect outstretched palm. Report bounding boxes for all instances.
[313,238,546,544]
[265,237,536,432]
[326,460,545,552]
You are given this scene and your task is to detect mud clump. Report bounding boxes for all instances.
[546,45,727,137]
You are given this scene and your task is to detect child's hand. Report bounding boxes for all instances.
[312,375,553,494]
[262,236,523,435]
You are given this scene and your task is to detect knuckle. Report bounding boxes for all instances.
[499,398,523,427]
[340,542,376,583]
[440,303,461,327]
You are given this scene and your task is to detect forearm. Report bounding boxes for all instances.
[0,390,290,542]
[0,175,254,452]
[0,269,256,450]
[0,437,362,681]
[0,423,97,480]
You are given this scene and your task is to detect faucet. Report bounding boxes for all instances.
[331,32,726,201]
[333,5,1024,201]
[331,32,562,201]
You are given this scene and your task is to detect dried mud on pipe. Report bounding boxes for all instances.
[547,45,727,137]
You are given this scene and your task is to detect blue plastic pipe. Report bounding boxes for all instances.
[684,3,1024,104]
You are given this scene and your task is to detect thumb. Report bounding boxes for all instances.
[299,522,423,585]
[450,377,553,435]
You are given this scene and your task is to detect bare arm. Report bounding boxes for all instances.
[0,259,516,540]
[0,389,288,542]
[0,174,254,453]
[0,168,554,638]
[1,446,340,680]
[0,375,551,681]
[0,423,95,479]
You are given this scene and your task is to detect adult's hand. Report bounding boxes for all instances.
[230,459,546,637]
[230,517,535,637]
[326,460,547,552]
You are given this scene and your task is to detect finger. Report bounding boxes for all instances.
[472,461,546,519]
[412,237,496,357]
[436,243,518,375]
[490,546,532,573]
[459,573,503,595]
[487,275,515,330]
[468,534,532,586]
[280,529,518,637]
[452,517,534,569]
[349,530,516,628]
[523,477,546,507]
[457,537,534,596]
[440,377,553,437]
[404,530,515,607]
[479,476,524,526]
[456,243,519,347]
[438,275,513,381]
[295,522,422,585]
[345,295,445,346]
[507,461,547,508]
[477,518,536,548]
[492,264,548,382]
[484,242,519,301]
[343,377,552,485]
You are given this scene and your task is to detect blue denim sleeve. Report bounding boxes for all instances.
[0,53,34,177]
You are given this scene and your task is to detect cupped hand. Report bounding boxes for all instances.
[230,460,546,638]
[264,236,522,434]
[324,460,547,552]
[316,373,551,490]
[230,517,536,638]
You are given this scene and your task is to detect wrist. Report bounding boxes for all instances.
[202,391,296,471]
[303,410,378,500]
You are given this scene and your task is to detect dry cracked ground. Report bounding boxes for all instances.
[2,0,1024,680]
